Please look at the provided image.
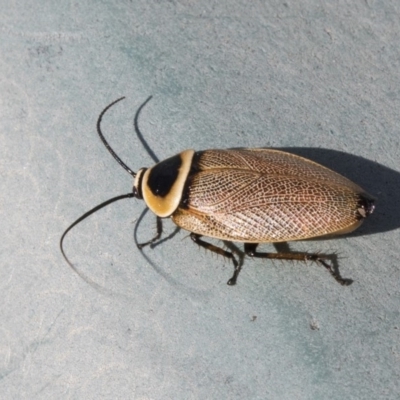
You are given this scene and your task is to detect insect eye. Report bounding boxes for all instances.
[133,186,142,199]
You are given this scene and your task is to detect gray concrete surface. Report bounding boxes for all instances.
[1,1,399,399]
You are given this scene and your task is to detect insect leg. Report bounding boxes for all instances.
[136,216,163,249]
[190,233,241,286]
[149,226,181,249]
[244,243,351,286]
[311,256,352,286]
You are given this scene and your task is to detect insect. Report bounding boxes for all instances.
[60,97,375,286]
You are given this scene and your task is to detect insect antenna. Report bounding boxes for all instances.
[96,96,137,177]
[61,96,140,276]
[60,193,135,273]
[61,96,162,283]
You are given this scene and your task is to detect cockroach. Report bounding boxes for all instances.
[60,97,375,286]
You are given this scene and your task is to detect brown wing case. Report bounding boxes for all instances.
[171,149,366,242]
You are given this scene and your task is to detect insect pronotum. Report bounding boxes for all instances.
[60,97,375,286]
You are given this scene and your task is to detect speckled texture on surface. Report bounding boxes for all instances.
[1,1,399,399]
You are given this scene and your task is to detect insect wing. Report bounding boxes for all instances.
[172,149,364,242]
[196,149,362,192]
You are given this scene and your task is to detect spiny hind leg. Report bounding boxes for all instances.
[190,233,241,285]
[244,243,352,286]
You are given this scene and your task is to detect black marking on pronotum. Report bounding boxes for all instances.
[61,96,375,287]
[147,154,182,197]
